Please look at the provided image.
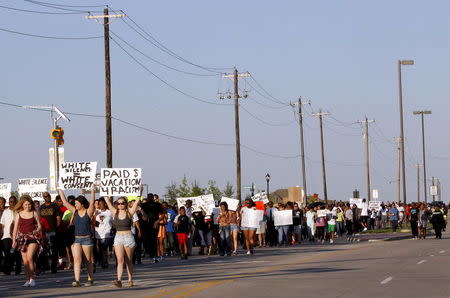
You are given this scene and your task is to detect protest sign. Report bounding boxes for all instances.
[100,168,142,196]
[196,194,215,215]
[274,210,293,226]
[241,208,263,229]
[349,198,363,209]
[0,183,11,198]
[59,162,97,190]
[317,209,328,217]
[220,197,239,211]
[18,178,48,201]
[369,201,381,210]
[176,197,200,212]
[252,192,269,204]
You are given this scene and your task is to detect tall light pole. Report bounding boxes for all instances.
[413,110,431,203]
[312,110,330,203]
[265,173,270,200]
[398,59,414,204]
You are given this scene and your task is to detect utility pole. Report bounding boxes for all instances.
[394,137,401,204]
[397,59,414,204]
[357,117,374,202]
[312,110,330,203]
[86,9,124,168]
[291,98,310,206]
[416,164,422,202]
[432,177,436,202]
[222,68,250,202]
[413,110,432,204]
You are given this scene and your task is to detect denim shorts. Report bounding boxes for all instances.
[230,224,239,232]
[74,237,94,246]
[114,233,136,248]
[241,226,257,231]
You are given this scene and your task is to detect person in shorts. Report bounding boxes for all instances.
[174,207,192,259]
[240,199,258,255]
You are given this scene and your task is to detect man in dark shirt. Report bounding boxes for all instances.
[409,203,419,239]
[0,197,5,273]
[140,193,162,263]
[39,192,61,273]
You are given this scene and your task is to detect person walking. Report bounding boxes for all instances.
[430,206,445,239]
[217,202,232,256]
[94,197,113,269]
[305,206,316,242]
[174,207,192,259]
[1,196,21,275]
[388,203,399,232]
[409,203,419,239]
[240,199,258,255]
[345,204,354,240]
[315,206,327,244]
[12,195,42,287]
[335,206,345,237]
[292,203,303,244]
[58,187,96,287]
[418,204,428,239]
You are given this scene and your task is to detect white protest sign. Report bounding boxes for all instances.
[59,162,97,190]
[349,198,363,209]
[18,178,48,201]
[100,168,142,196]
[177,197,200,212]
[0,183,11,198]
[372,189,379,199]
[369,201,381,210]
[317,209,328,217]
[220,197,239,211]
[196,194,215,215]
[252,192,269,204]
[274,210,293,226]
[241,208,263,229]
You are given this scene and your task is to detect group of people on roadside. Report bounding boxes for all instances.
[0,191,448,289]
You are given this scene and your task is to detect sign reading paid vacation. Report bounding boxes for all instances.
[100,168,142,196]
[18,178,48,200]
[59,162,97,190]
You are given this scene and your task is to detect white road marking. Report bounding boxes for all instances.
[380,276,393,285]
[430,255,435,257]
[439,250,445,254]
[417,260,427,265]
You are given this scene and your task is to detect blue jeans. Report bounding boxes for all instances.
[277,225,289,245]
[219,226,232,255]
[336,221,345,236]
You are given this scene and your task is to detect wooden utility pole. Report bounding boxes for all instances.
[312,110,330,203]
[357,117,374,201]
[222,69,250,203]
[86,9,124,168]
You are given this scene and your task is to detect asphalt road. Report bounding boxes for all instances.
[1,232,449,298]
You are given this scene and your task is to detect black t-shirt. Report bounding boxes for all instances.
[410,208,419,222]
[40,203,60,232]
[176,215,190,233]
[293,210,303,226]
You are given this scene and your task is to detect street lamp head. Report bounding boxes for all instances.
[265,173,270,182]
[400,60,414,66]
[413,110,432,115]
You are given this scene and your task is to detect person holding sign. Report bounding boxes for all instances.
[104,192,142,288]
[58,187,96,287]
[11,195,42,287]
[240,199,258,255]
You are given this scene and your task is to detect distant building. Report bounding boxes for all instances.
[270,186,303,204]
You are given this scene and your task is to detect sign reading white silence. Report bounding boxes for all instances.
[0,183,11,198]
[220,197,239,211]
[18,178,48,201]
[100,168,142,196]
[274,210,293,226]
[59,162,97,190]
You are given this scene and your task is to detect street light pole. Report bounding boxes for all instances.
[413,110,431,204]
[265,173,270,201]
[398,59,414,204]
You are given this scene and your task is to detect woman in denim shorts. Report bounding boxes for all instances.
[240,199,258,255]
[105,194,141,288]
[58,186,96,288]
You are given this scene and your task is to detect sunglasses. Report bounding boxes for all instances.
[118,202,127,206]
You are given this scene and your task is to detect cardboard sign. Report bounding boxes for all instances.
[18,178,48,201]
[241,208,263,229]
[100,168,142,196]
[177,194,216,215]
[274,210,293,226]
[220,197,239,211]
[317,209,328,217]
[59,162,97,190]
[0,183,11,199]
[369,201,381,210]
[252,192,269,204]
[349,198,363,209]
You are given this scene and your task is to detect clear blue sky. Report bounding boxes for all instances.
[1,0,449,202]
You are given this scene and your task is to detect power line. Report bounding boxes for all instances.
[109,30,217,77]
[24,0,106,8]
[239,105,296,127]
[0,4,83,14]
[24,0,103,12]
[0,27,102,40]
[110,36,232,106]
[248,75,290,106]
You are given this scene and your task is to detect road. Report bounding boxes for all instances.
[1,232,450,298]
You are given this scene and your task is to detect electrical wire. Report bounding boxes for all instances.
[110,36,232,106]
[109,31,217,77]
[24,0,103,12]
[248,75,290,106]
[24,0,106,8]
[239,105,296,127]
[0,27,102,40]
[0,4,83,14]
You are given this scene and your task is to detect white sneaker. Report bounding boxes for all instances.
[29,279,36,287]
[246,251,251,255]
[363,228,367,232]
[330,239,334,244]
[22,281,30,287]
